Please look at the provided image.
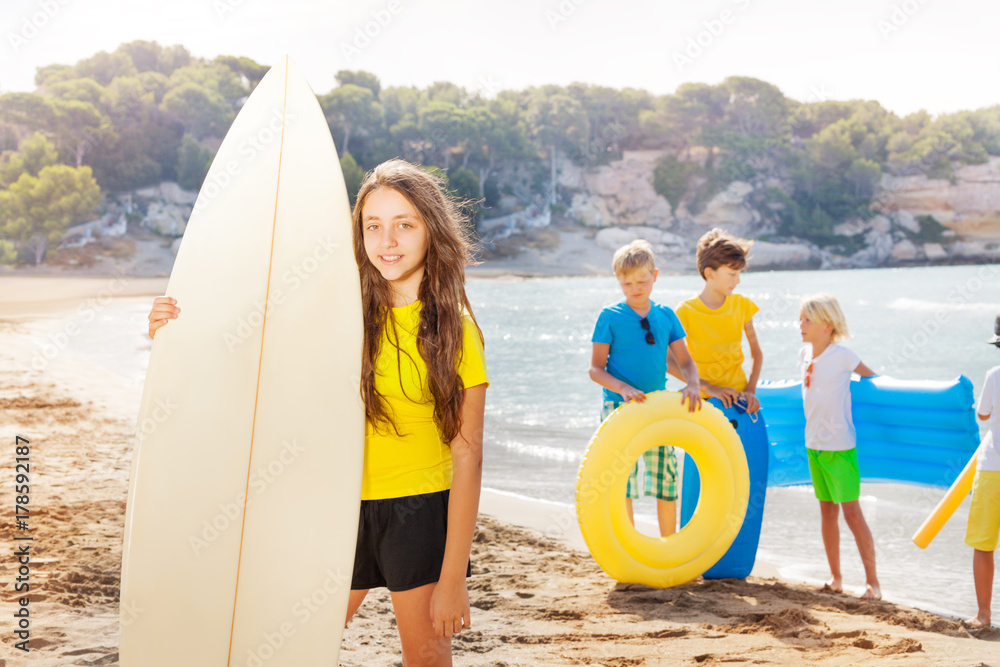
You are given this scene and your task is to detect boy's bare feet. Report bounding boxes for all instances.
[819,578,843,594]
[964,614,991,628]
[860,584,882,600]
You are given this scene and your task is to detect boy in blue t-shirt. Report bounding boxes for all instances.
[589,240,702,536]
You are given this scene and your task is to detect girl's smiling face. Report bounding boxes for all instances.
[362,187,429,303]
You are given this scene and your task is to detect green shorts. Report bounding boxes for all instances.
[602,400,678,501]
[807,448,861,504]
[965,470,1000,552]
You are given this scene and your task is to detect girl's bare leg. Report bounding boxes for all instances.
[345,589,368,626]
[390,582,452,666]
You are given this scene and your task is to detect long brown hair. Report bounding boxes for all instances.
[352,159,481,443]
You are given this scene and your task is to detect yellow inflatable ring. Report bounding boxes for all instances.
[576,391,750,588]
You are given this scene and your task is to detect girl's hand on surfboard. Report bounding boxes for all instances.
[148,296,180,339]
[430,578,471,638]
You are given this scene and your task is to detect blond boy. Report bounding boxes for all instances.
[799,294,881,600]
[589,240,701,536]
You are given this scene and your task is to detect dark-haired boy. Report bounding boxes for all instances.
[669,228,766,579]
[673,228,762,412]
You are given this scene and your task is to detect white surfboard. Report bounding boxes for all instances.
[119,56,363,666]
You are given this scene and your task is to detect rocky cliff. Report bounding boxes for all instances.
[563,151,1000,270]
[134,182,197,237]
[877,158,1000,239]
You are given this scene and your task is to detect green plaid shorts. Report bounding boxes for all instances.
[601,401,679,501]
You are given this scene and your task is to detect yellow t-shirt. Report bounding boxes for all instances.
[361,300,489,500]
[675,293,758,394]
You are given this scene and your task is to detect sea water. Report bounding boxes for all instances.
[23,264,999,621]
[469,264,999,620]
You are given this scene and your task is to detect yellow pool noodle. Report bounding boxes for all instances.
[911,432,989,549]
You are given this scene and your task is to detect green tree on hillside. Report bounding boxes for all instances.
[168,64,246,106]
[889,113,988,178]
[845,158,882,200]
[379,85,417,128]
[340,152,365,205]
[215,55,269,91]
[0,93,109,168]
[444,166,481,223]
[74,50,139,85]
[321,84,383,155]
[668,83,728,160]
[46,78,105,105]
[714,77,789,181]
[159,83,234,140]
[335,70,381,97]
[35,64,77,89]
[52,99,108,166]
[527,92,589,203]
[965,107,1000,154]
[0,132,58,187]
[565,83,653,163]
[791,100,855,139]
[653,154,700,211]
[425,81,464,106]
[117,41,192,75]
[0,134,100,264]
[86,74,181,191]
[791,120,863,222]
[419,101,474,171]
[721,77,788,141]
[176,134,214,191]
[0,93,58,131]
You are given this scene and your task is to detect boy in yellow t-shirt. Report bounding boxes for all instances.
[670,227,766,579]
[671,228,762,411]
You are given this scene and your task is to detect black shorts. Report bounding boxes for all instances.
[351,489,471,592]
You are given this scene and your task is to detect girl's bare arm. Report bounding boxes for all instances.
[431,382,487,638]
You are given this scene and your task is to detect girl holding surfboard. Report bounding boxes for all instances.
[148,159,487,665]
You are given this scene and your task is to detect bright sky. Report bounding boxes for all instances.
[2,0,998,117]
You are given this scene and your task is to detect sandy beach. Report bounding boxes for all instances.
[1,275,998,666]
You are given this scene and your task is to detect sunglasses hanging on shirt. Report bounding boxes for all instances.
[640,317,655,345]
